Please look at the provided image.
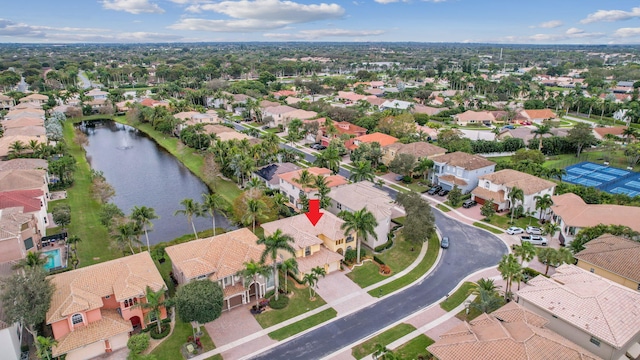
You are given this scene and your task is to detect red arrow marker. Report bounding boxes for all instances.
[305,199,324,226]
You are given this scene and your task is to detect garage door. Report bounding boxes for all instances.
[226,294,244,310]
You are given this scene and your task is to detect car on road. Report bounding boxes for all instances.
[310,143,326,150]
[440,236,449,249]
[427,186,442,195]
[526,226,542,235]
[502,125,515,130]
[520,234,548,246]
[261,125,270,130]
[462,199,477,208]
[506,226,525,235]
[394,174,404,181]
[438,189,449,196]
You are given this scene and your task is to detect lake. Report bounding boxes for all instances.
[80,120,233,245]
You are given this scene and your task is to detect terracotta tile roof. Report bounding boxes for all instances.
[332,121,367,136]
[165,228,264,281]
[472,186,505,203]
[551,193,640,232]
[261,212,347,251]
[522,109,557,120]
[2,117,45,128]
[478,169,556,195]
[438,174,468,186]
[0,135,46,157]
[455,110,495,122]
[260,100,280,109]
[51,309,132,357]
[273,90,297,97]
[277,167,343,192]
[46,252,166,324]
[20,94,48,101]
[412,104,445,116]
[517,264,640,349]
[296,246,343,274]
[221,282,246,299]
[0,169,46,192]
[286,109,318,120]
[353,132,398,147]
[328,181,400,222]
[0,189,44,213]
[365,97,386,106]
[593,126,627,138]
[574,234,640,284]
[5,126,46,137]
[337,91,366,102]
[383,142,446,159]
[0,159,48,171]
[431,152,496,170]
[428,302,600,360]
[264,105,296,115]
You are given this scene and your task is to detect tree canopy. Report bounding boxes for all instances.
[175,279,223,325]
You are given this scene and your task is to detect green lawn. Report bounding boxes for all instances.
[348,234,422,288]
[405,182,428,193]
[456,297,506,322]
[482,213,539,230]
[473,222,504,234]
[351,323,416,360]
[255,278,327,329]
[368,232,439,297]
[63,121,120,266]
[436,204,452,212]
[150,318,216,360]
[440,282,474,311]
[393,334,435,360]
[267,308,337,340]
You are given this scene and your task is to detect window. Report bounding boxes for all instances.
[71,313,83,325]
[123,297,138,308]
[637,283,640,291]
[305,247,311,256]
[223,276,232,286]
[337,203,342,210]
[590,337,600,347]
[590,268,595,273]
[346,235,354,243]
[105,295,110,299]
[197,274,207,280]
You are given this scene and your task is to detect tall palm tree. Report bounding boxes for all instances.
[278,257,299,294]
[174,198,203,239]
[534,194,553,222]
[113,221,138,254]
[537,247,557,276]
[543,222,560,240]
[622,127,638,144]
[512,241,536,265]
[413,157,434,182]
[237,260,271,307]
[313,175,331,209]
[131,206,158,252]
[497,254,522,300]
[272,192,289,218]
[339,208,378,264]
[311,266,326,289]
[302,272,319,299]
[349,161,375,183]
[12,251,48,270]
[8,140,26,158]
[556,247,575,266]
[258,229,296,301]
[242,197,267,233]
[202,193,225,236]
[135,286,167,333]
[468,278,501,297]
[36,336,58,360]
[470,287,503,314]
[508,186,524,225]
[530,123,552,151]
[292,169,315,190]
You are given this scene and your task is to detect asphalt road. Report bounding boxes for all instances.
[250,209,508,360]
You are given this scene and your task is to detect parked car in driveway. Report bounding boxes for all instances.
[506,226,525,235]
[441,236,449,249]
[438,189,449,196]
[427,186,442,195]
[520,235,548,246]
[394,174,404,181]
[462,199,477,208]
[526,226,542,235]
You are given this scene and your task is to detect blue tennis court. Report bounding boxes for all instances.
[562,162,640,197]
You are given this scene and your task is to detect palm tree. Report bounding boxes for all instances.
[497,254,522,300]
[537,247,557,276]
[292,169,315,190]
[237,260,271,307]
[556,247,575,266]
[622,127,638,144]
[349,161,375,182]
[135,285,167,334]
[278,257,299,294]
[272,192,289,217]
[258,229,296,301]
[468,278,501,297]
[66,235,81,256]
[36,336,58,360]
[311,266,326,290]
[131,206,158,252]
[512,241,536,265]
[242,197,267,233]
[534,194,553,222]
[302,272,318,299]
[508,186,524,225]
[470,287,503,314]
[202,193,225,236]
[113,221,139,254]
[174,198,203,239]
[339,208,378,264]
[8,140,26,158]
[413,157,434,182]
[531,123,552,151]
[313,175,331,209]
[12,251,48,270]
[543,222,560,240]
[245,177,266,191]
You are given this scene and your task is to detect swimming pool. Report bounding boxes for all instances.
[43,248,62,271]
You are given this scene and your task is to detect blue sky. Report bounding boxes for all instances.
[1,0,640,43]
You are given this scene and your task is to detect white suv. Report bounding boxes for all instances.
[520,235,548,246]
[506,227,524,235]
[526,226,542,235]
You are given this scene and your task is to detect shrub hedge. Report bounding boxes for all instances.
[149,324,170,339]
[269,295,290,309]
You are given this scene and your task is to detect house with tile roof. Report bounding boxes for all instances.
[471,169,555,215]
[277,167,348,209]
[592,126,627,141]
[262,105,317,128]
[0,94,15,110]
[18,93,48,106]
[380,99,413,111]
[316,120,368,146]
[46,252,167,360]
[0,207,42,263]
[453,110,495,126]
[0,135,46,159]
[0,189,47,237]
[517,265,640,360]
[4,108,45,120]
[520,109,558,124]
[0,169,49,200]
[85,88,108,100]
[0,158,47,172]
[549,193,640,245]
[428,301,600,360]
[347,132,398,151]
[381,141,446,166]
[165,228,273,311]
[327,181,404,249]
[430,152,496,193]
[261,212,346,277]
[253,162,301,190]
[497,127,569,146]
[574,234,640,292]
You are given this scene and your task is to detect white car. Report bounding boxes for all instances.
[520,235,548,246]
[506,227,524,235]
[526,226,542,235]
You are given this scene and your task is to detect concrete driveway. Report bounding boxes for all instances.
[313,269,375,316]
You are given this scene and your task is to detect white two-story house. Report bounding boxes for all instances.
[430,152,496,194]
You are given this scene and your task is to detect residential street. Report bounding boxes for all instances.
[250,209,508,360]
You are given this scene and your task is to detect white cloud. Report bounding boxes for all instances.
[264,28,384,39]
[169,18,290,32]
[101,0,165,14]
[613,27,640,38]
[581,7,640,24]
[499,29,605,43]
[186,0,344,22]
[565,27,584,35]
[532,20,563,29]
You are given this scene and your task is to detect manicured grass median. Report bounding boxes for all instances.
[267,308,337,340]
[255,279,327,329]
[394,334,435,360]
[150,318,216,360]
[473,222,504,234]
[351,323,416,360]
[440,282,474,311]
[436,204,452,212]
[368,233,439,297]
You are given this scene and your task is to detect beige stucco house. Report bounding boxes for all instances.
[381,141,446,166]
